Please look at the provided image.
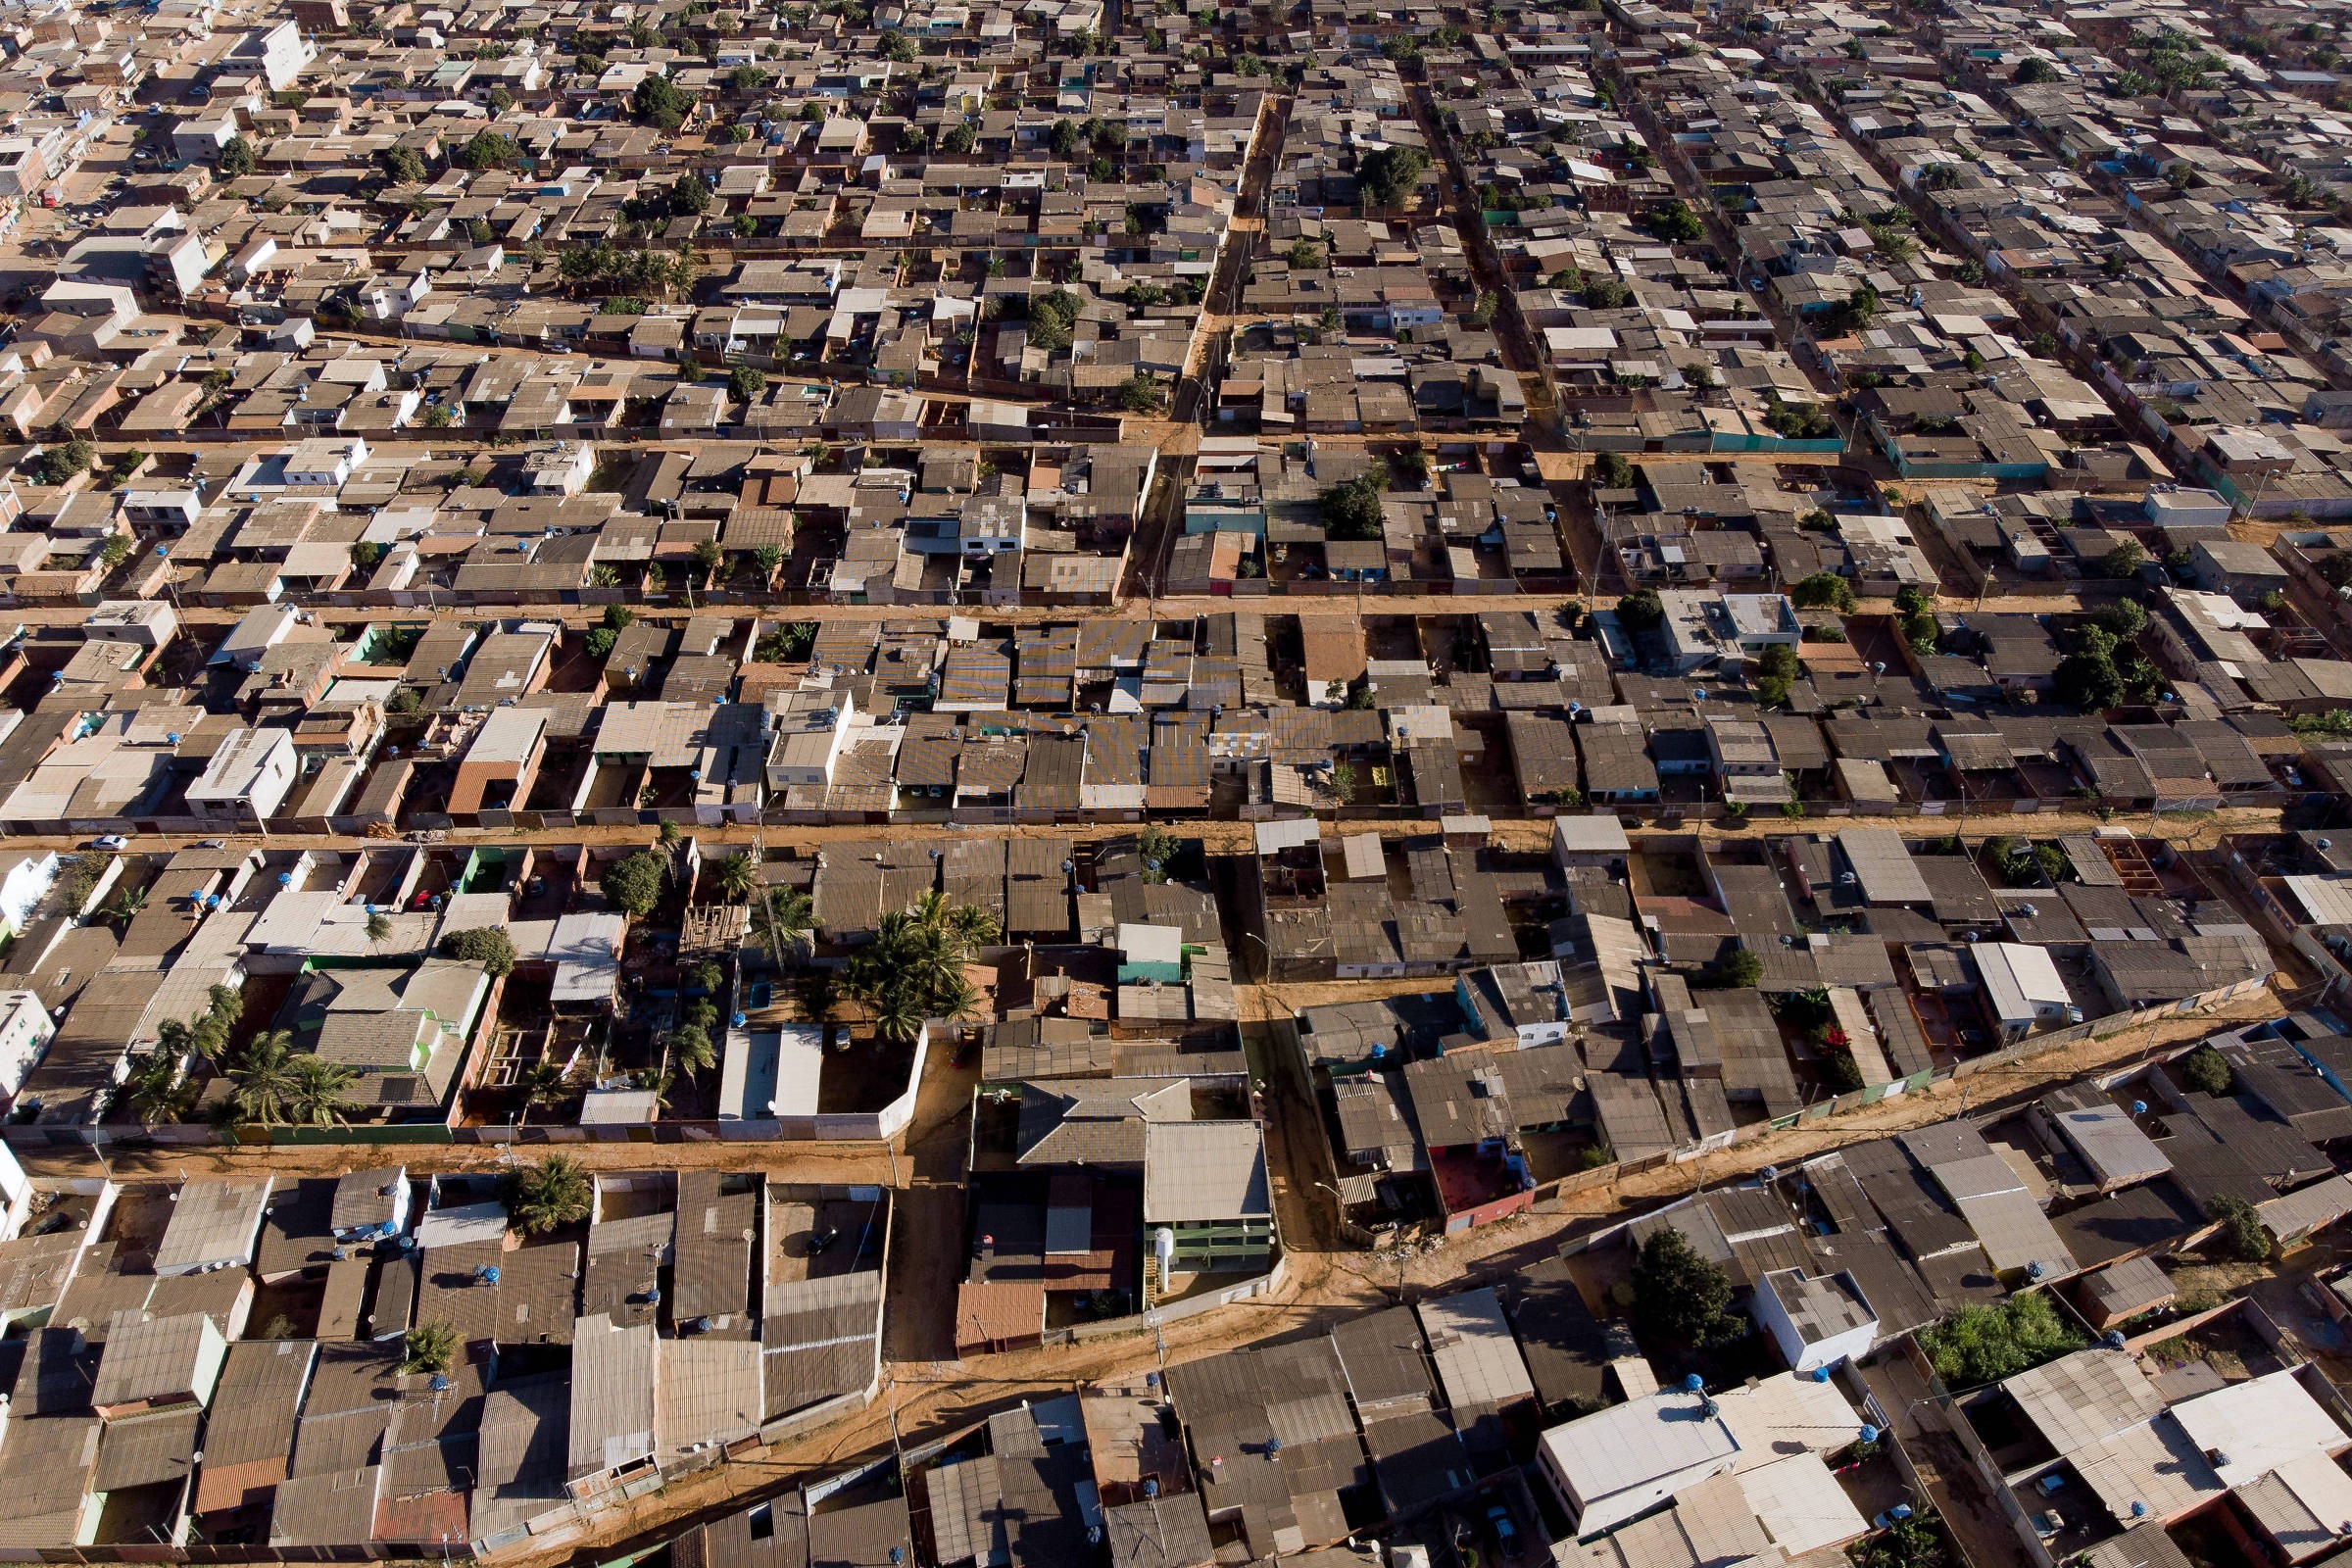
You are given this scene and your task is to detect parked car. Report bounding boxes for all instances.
[87,834,128,851]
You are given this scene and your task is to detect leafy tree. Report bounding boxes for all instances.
[218,134,257,176]
[1632,1227,1741,1346]
[1358,144,1431,209]
[728,365,766,402]
[881,29,915,61]
[2055,644,2124,711]
[633,73,692,129]
[2206,1194,2273,1261]
[1855,1514,1951,1568]
[1918,1292,2085,1386]
[1710,948,1763,989]
[1320,472,1389,540]
[1024,287,1083,352]
[459,130,521,170]
[2013,56,2061,83]
[692,537,723,583]
[2091,599,2148,640]
[1754,644,1799,696]
[509,1153,592,1235]
[1584,277,1633,309]
[38,437,93,486]
[728,63,767,93]
[1790,572,1858,612]
[940,122,975,155]
[1615,589,1665,631]
[668,172,712,217]
[440,924,517,978]
[1137,824,1178,881]
[2318,553,2352,590]
[585,626,619,660]
[600,850,667,917]
[98,533,131,571]
[1594,451,1634,489]
[1287,238,1322,269]
[351,540,385,572]
[488,85,514,113]
[2177,1044,2233,1097]
[1894,584,1933,616]
[2102,540,2148,578]
[1389,447,1429,489]
[1117,371,1166,413]
[1650,197,1704,242]
[398,1320,460,1375]
[378,145,427,184]
[1050,118,1082,158]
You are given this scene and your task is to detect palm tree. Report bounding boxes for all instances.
[514,1059,568,1127]
[867,986,924,1046]
[942,903,999,959]
[119,1051,191,1125]
[714,853,759,906]
[108,886,147,925]
[365,909,393,948]
[509,1153,592,1236]
[752,887,812,970]
[226,1029,301,1123]
[658,1022,713,1088]
[398,1319,460,1376]
[285,1055,359,1127]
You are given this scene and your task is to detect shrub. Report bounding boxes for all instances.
[1918,1292,2085,1386]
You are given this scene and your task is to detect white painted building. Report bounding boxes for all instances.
[0,990,55,1103]
[1752,1267,1879,1374]
[184,726,299,825]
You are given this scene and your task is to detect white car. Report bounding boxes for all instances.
[88,834,129,851]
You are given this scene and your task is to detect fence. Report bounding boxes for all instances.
[13,1027,929,1153]
[1050,1254,1288,1346]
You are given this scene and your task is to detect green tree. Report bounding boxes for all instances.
[1790,572,1858,612]
[440,924,518,978]
[1918,1292,2085,1385]
[940,122,975,155]
[224,1029,302,1123]
[1050,118,1082,158]
[692,537,724,583]
[2102,540,2148,578]
[668,172,712,216]
[1710,948,1763,989]
[2055,645,2124,711]
[377,144,427,184]
[39,437,93,486]
[365,909,394,948]
[398,1320,460,1375]
[601,850,667,917]
[728,364,767,402]
[633,73,691,130]
[218,134,257,176]
[1117,371,1166,413]
[1584,277,1633,309]
[2013,56,2060,83]
[509,1153,593,1235]
[2177,1044,2233,1097]
[1319,472,1388,540]
[286,1056,360,1127]
[488,85,514,113]
[752,887,813,970]
[728,63,767,92]
[1854,1514,1951,1568]
[459,130,521,170]
[119,1050,193,1125]
[2091,599,2148,640]
[2206,1194,2273,1261]
[1650,197,1704,242]
[1633,1227,1740,1346]
[1593,451,1635,489]
[1614,589,1665,631]
[1358,144,1432,208]
[714,853,760,905]
[1287,237,1322,269]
